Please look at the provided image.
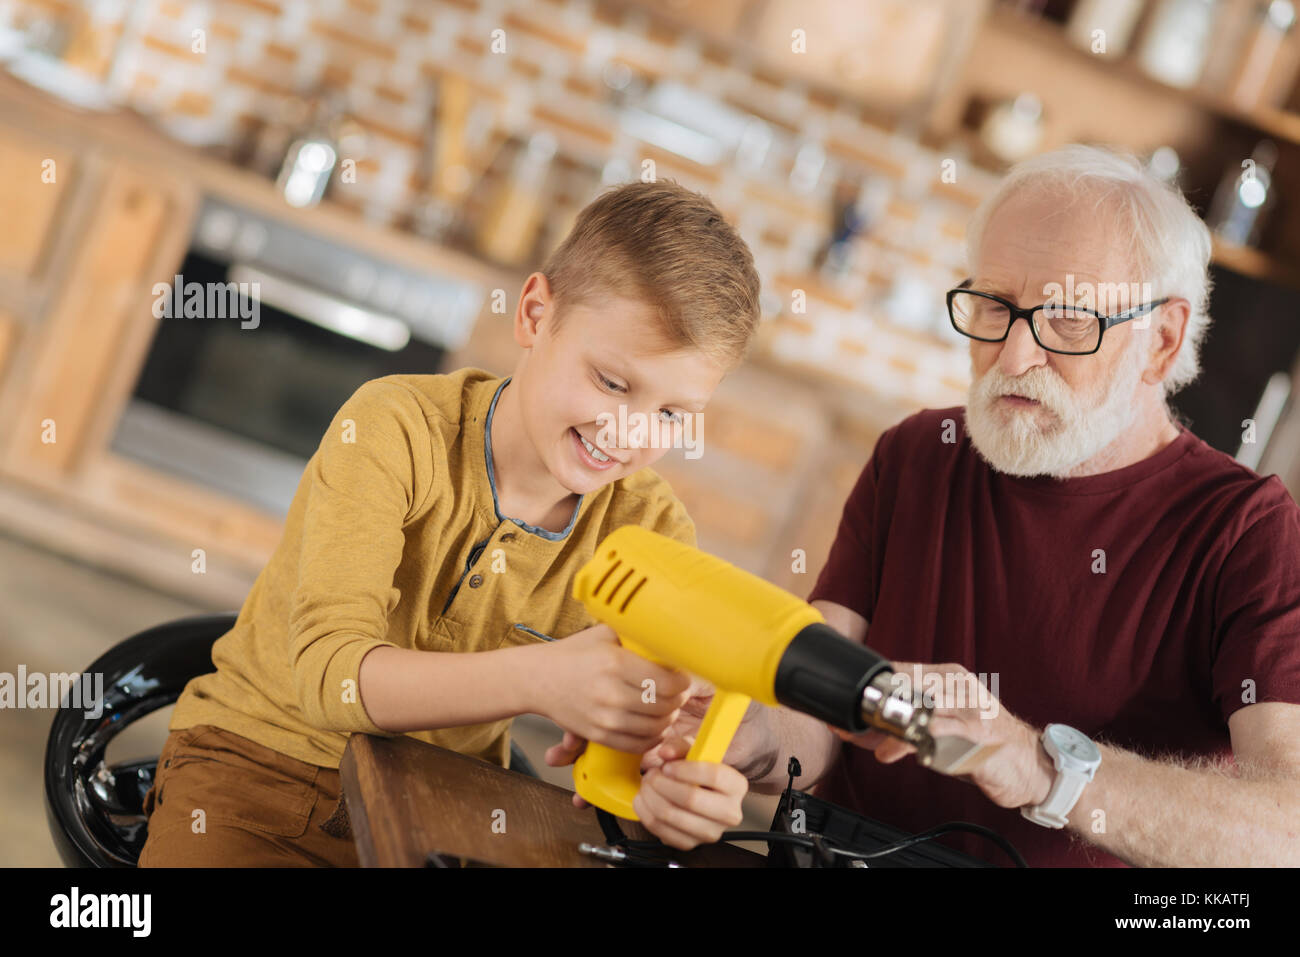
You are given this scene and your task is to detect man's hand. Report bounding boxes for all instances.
[831,661,1055,810]
[633,736,748,850]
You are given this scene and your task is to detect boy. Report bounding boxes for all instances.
[139,180,762,866]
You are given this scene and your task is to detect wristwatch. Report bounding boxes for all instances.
[1020,724,1101,829]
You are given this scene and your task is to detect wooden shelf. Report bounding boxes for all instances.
[988,7,1300,149]
[1212,237,1300,291]
[947,8,1300,291]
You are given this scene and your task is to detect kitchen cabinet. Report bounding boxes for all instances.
[0,309,18,382]
[0,113,213,596]
[749,0,950,108]
[0,128,78,391]
[644,0,988,118]
[0,73,516,607]
[3,161,191,478]
[0,132,73,282]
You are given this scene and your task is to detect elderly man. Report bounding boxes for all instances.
[660,145,1300,867]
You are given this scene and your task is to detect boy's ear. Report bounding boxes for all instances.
[514,272,554,348]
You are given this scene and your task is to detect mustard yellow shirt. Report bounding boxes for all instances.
[170,367,697,769]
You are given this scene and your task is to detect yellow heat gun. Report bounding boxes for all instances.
[570,526,978,821]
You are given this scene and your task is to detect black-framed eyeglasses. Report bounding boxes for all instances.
[946,280,1170,356]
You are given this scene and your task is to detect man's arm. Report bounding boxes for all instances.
[861,661,1300,866]
[1067,499,1300,866]
[744,599,865,794]
[1060,701,1300,866]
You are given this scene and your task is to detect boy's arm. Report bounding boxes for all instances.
[286,379,442,735]
[289,381,561,736]
[356,643,538,732]
[361,625,691,745]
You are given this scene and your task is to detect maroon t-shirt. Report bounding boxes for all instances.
[807,406,1300,867]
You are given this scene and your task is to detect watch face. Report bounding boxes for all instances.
[1047,724,1100,763]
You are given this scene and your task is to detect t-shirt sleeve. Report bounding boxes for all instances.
[806,430,891,623]
[1211,488,1300,724]
[287,379,435,735]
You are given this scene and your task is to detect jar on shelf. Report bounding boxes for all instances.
[1136,0,1220,89]
[475,132,558,267]
[1065,0,1146,58]
[1227,0,1299,109]
[979,93,1045,164]
[1145,145,1183,184]
[1207,139,1280,248]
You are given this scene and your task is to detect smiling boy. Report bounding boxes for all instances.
[139,181,762,866]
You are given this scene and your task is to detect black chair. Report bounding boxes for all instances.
[45,611,540,867]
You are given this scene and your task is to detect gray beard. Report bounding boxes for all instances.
[964,344,1146,478]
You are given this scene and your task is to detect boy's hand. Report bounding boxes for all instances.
[528,623,692,755]
[633,736,748,850]
[543,733,751,838]
[542,730,592,809]
[640,678,775,781]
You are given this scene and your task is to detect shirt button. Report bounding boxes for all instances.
[501,532,516,542]
[469,574,484,588]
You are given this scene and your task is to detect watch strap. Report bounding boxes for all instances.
[1020,726,1097,829]
[1020,766,1087,828]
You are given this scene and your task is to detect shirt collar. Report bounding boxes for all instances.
[475,375,585,540]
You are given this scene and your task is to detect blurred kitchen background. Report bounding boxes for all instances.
[4,0,1300,866]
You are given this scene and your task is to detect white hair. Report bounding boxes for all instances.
[964,144,1213,396]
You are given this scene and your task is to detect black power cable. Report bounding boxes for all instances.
[595,809,1027,868]
[588,755,1028,868]
[717,824,1028,868]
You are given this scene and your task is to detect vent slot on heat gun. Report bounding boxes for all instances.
[592,557,621,596]
[590,551,648,613]
[617,577,646,612]
[607,568,635,604]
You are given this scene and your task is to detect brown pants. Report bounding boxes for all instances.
[138,724,359,867]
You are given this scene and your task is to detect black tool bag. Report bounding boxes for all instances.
[766,786,995,868]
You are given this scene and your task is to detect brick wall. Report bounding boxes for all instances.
[4,0,993,411]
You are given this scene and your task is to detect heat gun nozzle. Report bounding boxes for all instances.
[859,670,933,745]
[860,672,994,776]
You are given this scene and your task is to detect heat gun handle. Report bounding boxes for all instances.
[572,743,643,820]
[572,690,753,821]
[683,690,751,764]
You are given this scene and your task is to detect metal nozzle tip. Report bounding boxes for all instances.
[577,842,626,862]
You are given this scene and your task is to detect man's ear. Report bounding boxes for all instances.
[1143,298,1189,386]
[513,272,554,348]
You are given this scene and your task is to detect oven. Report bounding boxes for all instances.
[111,196,485,515]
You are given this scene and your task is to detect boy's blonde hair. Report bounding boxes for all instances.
[541,180,761,368]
